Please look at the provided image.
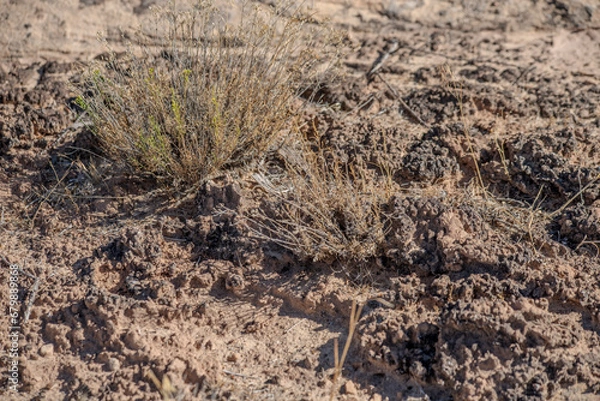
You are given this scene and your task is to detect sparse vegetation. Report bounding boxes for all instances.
[246,133,394,264]
[8,0,600,399]
[440,64,486,195]
[79,0,336,185]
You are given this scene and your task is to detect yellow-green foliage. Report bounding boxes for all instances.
[80,0,335,185]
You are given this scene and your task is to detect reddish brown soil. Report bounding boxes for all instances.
[2,1,600,400]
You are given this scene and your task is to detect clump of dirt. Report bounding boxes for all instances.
[403,87,462,125]
[481,127,600,210]
[398,126,461,183]
[382,196,510,276]
[0,62,73,155]
[556,203,600,252]
[359,245,600,399]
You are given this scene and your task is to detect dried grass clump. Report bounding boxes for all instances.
[78,0,335,185]
[247,136,393,263]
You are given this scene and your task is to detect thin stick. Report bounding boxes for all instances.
[374,73,430,128]
[18,267,57,324]
[329,299,364,401]
[23,277,40,324]
[29,161,74,228]
[17,267,35,280]
[527,185,545,247]
[575,237,600,257]
[550,173,600,218]
[341,94,376,118]
[440,64,486,196]
[332,338,339,375]
[284,321,302,333]
[222,370,258,379]
[367,40,399,79]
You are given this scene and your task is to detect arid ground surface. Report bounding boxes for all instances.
[2,0,600,400]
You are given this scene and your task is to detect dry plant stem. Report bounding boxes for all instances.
[527,185,545,248]
[14,266,57,324]
[550,173,600,218]
[441,64,486,196]
[576,237,600,256]
[147,369,178,400]
[222,370,258,379]
[494,134,510,178]
[329,299,364,401]
[367,40,399,79]
[341,94,375,118]
[247,134,390,262]
[29,160,73,228]
[374,73,430,128]
[23,276,40,324]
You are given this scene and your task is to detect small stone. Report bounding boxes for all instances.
[409,360,426,379]
[225,273,245,294]
[39,343,54,357]
[226,353,240,363]
[369,394,383,401]
[107,357,120,372]
[344,380,358,395]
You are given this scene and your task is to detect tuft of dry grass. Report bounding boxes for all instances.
[78,0,336,186]
[246,132,394,264]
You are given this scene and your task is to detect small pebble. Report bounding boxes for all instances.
[39,343,54,357]
[344,380,358,395]
[225,274,245,294]
[107,357,120,372]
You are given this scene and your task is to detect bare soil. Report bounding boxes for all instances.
[1,1,600,400]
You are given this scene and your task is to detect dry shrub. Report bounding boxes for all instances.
[247,135,394,263]
[78,0,336,185]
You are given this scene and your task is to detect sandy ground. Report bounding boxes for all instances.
[2,0,600,400]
